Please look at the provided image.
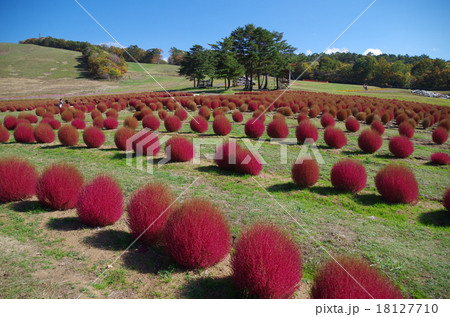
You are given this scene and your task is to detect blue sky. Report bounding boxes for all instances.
[1,0,449,60]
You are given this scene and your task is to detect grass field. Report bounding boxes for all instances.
[0,109,449,299]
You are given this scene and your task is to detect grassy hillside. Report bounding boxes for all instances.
[0,43,85,79]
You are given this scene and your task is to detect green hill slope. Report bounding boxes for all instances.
[0,43,86,79]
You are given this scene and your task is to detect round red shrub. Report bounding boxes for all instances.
[214,141,238,170]
[232,222,302,299]
[375,164,418,204]
[291,157,319,188]
[232,111,243,122]
[76,175,123,227]
[430,152,450,165]
[123,116,138,130]
[358,129,382,153]
[0,157,38,202]
[371,120,385,135]
[114,127,135,151]
[93,116,104,128]
[198,106,211,120]
[25,114,38,124]
[4,115,18,130]
[443,188,450,212]
[83,127,105,148]
[174,108,188,121]
[127,183,174,245]
[164,198,231,268]
[297,113,308,123]
[235,148,263,176]
[389,136,414,158]
[164,115,182,132]
[295,121,318,144]
[71,119,86,130]
[190,115,208,133]
[14,123,35,143]
[267,120,289,139]
[106,109,118,119]
[331,159,366,193]
[320,114,335,128]
[245,118,265,138]
[213,116,232,136]
[61,110,73,122]
[311,256,402,299]
[165,136,194,162]
[36,163,84,210]
[58,124,79,146]
[398,122,414,138]
[104,118,118,130]
[34,123,55,143]
[432,127,448,144]
[142,115,160,131]
[132,130,160,156]
[324,127,347,149]
[0,126,9,143]
[49,119,61,130]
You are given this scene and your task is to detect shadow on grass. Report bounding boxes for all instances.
[111,152,127,160]
[121,246,178,275]
[99,147,121,152]
[181,276,240,299]
[308,186,341,196]
[353,193,385,206]
[374,153,398,159]
[267,182,298,192]
[83,229,133,251]
[41,144,65,149]
[196,165,243,177]
[46,216,83,231]
[418,210,450,227]
[11,200,48,214]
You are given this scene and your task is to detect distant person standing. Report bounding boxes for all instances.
[363,84,368,91]
[58,98,63,108]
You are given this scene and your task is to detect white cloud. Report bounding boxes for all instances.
[305,49,312,55]
[363,48,383,56]
[324,48,349,54]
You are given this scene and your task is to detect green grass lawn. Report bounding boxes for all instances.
[0,43,85,79]
[0,109,449,299]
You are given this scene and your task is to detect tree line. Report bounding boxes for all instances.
[169,24,449,91]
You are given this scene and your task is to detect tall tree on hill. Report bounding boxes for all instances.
[211,38,244,89]
[168,47,186,65]
[179,45,216,87]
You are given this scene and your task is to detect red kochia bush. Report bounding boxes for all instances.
[324,127,347,149]
[4,115,18,130]
[58,124,79,146]
[127,183,174,245]
[132,130,160,156]
[190,115,208,133]
[432,127,448,144]
[0,157,38,202]
[267,120,289,139]
[93,116,104,128]
[331,159,366,193]
[443,188,450,212]
[295,121,318,144]
[291,156,319,188]
[83,127,105,148]
[214,141,238,170]
[231,222,302,299]
[213,116,232,136]
[164,198,231,268]
[174,108,188,121]
[235,147,263,176]
[345,117,360,132]
[104,118,118,130]
[142,115,160,131]
[34,123,55,143]
[76,175,123,227]
[114,127,135,151]
[0,126,9,143]
[14,123,35,143]
[375,164,418,204]
[320,114,335,128]
[389,136,414,158]
[398,122,414,138]
[371,120,385,135]
[164,115,182,132]
[430,152,450,165]
[245,118,265,138]
[358,129,382,153]
[71,119,86,130]
[165,136,194,162]
[232,111,243,122]
[36,163,84,210]
[311,256,402,299]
